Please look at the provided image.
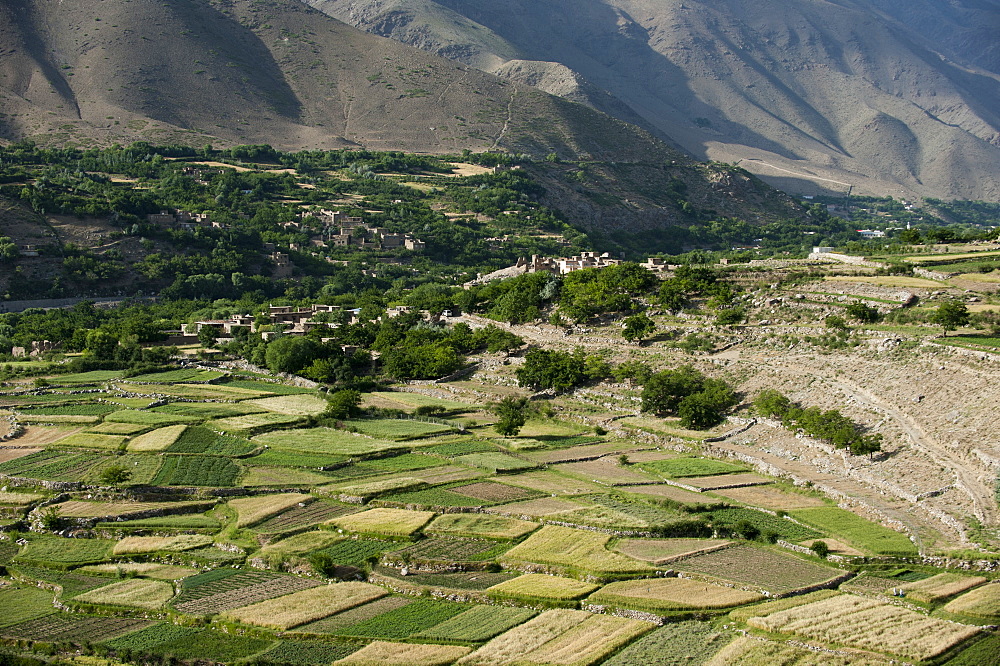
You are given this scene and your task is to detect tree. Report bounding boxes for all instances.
[494,396,528,436]
[677,380,739,429]
[753,389,792,418]
[810,540,830,558]
[844,301,880,323]
[931,300,970,336]
[324,389,362,420]
[83,329,118,360]
[264,336,321,374]
[622,313,656,344]
[99,465,133,487]
[641,366,706,415]
[516,348,587,391]
[197,324,223,348]
[39,506,61,531]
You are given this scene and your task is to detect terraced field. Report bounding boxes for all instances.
[0,365,994,665]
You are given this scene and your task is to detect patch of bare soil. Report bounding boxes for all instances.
[0,448,40,463]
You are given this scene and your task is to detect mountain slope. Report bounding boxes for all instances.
[310,0,1000,200]
[0,0,672,162]
[0,0,808,234]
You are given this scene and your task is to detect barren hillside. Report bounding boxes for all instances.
[0,0,668,162]
[313,0,1000,201]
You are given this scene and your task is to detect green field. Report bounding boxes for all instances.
[639,458,748,478]
[341,418,454,440]
[254,428,402,455]
[791,507,918,555]
[15,536,114,568]
[151,455,241,486]
[0,587,57,627]
[501,525,651,577]
[332,598,469,640]
[413,605,537,642]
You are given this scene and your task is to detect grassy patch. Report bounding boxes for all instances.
[15,536,114,568]
[790,507,917,555]
[256,640,359,664]
[333,598,470,640]
[455,452,537,473]
[54,432,127,451]
[99,513,220,530]
[126,424,189,452]
[254,428,401,456]
[341,419,454,441]
[313,539,403,569]
[19,403,117,416]
[259,531,344,558]
[413,605,537,643]
[425,514,539,540]
[707,507,821,542]
[639,457,747,478]
[105,410,200,426]
[151,455,241,486]
[0,587,57,627]
[501,525,651,577]
[211,412,302,435]
[128,369,225,383]
[328,508,435,537]
[221,582,386,630]
[153,402,266,419]
[74,579,175,610]
[163,425,256,456]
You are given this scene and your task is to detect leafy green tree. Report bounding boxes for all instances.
[265,336,321,374]
[810,540,830,558]
[931,299,970,336]
[494,396,528,436]
[714,306,745,326]
[0,236,18,261]
[39,506,61,531]
[99,465,133,487]
[612,360,653,385]
[83,329,118,360]
[516,348,587,391]
[845,301,880,323]
[197,325,223,348]
[677,380,739,429]
[622,313,656,343]
[640,366,706,415]
[753,390,792,418]
[324,389,362,420]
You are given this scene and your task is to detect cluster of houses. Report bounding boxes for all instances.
[189,303,448,344]
[148,208,426,254]
[290,210,426,252]
[146,210,226,231]
[515,252,674,275]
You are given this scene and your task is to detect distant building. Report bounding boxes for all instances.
[857,229,886,239]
